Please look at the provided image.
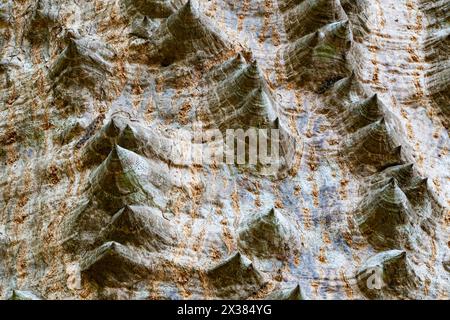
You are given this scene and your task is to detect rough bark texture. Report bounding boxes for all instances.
[0,0,449,299]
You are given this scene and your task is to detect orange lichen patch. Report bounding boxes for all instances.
[178,102,192,125]
[273,269,283,282]
[311,279,320,296]
[367,45,379,53]
[79,285,94,299]
[16,245,28,280]
[327,137,338,146]
[198,271,213,299]
[190,182,204,206]
[2,130,18,145]
[192,228,206,253]
[132,79,143,97]
[443,210,450,226]
[308,159,317,171]
[252,282,273,300]
[17,194,28,208]
[340,178,349,187]
[6,146,19,165]
[293,249,300,266]
[294,185,301,196]
[302,207,312,229]
[413,80,424,99]
[323,231,331,244]
[13,211,27,224]
[36,71,46,96]
[42,109,54,130]
[259,0,273,43]
[429,238,437,265]
[372,63,380,83]
[432,178,441,192]
[274,199,284,209]
[318,247,327,263]
[231,188,240,214]
[254,196,261,207]
[423,278,431,296]
[7,85,18,105]
[401,108,408,119]
[183,221,193,238]
[176,269,192,298]
[288,149,302,177]
[210,247,222,261]
[406,123,414,140]
[116,55,128,85]
[221,225,234,254]
[272,26,281,47]
[338,178,348,200]
[237,0,250,32]
[407,46,420,63]
[155,77,164,92]
[417,153,424,166]
[340,269,353,298]
[274,52,284,84]
[47,165,61,185]
[205,0,218,17]
[312,185,319,208]
[31,45,42,65]
[342,230,353,247]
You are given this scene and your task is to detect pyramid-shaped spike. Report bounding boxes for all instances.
[208,60,277,131]
[403,178,428,203]
[49,35,115,86]
[238,208,295,258]
[383,163,414,177]
[369,163,415,189]
[97,205,177,249]
[117,124,140,152]
[342,118,402,170]
[116,123,159,160]
[348,117,389,148]
[207,252,266,299]
[273,117,281,130]
[232,60,267,94]
[357,178,414,249]
[130,16,153,39]
[329,71,368,104]
[212,60,266,106]
[82,118,121,166]
[283,21,352,87]
[321,20,352,49]
[236,86,278,129]
[343,94,384,132]
[61,120,84,145]
[357,250,417,299]
[147,0,231,65]
[283,0,348,41]
[205,53,247,83]
[283,31,321,83]
[266,284,303,300]
[80,241,149,286]
[207,251,247,275]
[89,145,151,212]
